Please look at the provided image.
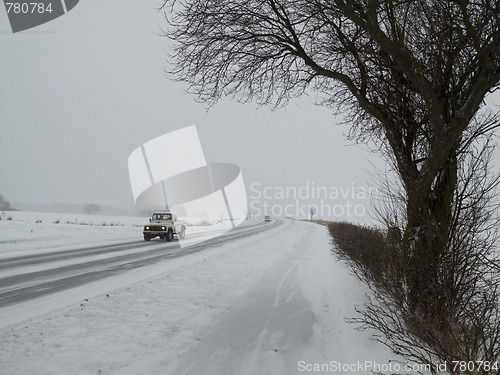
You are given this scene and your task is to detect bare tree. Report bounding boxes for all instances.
[162,0,499,254]
[0,195,14,211]
[84,204,101,215]
[355,117,500,373]
[162,0,500,370]
[309,206,317,221]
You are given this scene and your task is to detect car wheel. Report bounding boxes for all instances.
[144,235,151,242]
[165,229,173,242]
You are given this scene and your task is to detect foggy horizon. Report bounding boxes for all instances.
[1,1,499,222]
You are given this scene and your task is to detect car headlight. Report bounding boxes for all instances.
[145,226,150,230]
[162,226,166,230]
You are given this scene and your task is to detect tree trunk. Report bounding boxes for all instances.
[403,148,458,321]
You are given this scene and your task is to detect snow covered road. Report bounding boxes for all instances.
[0,219,281,307]
[0,219,408,375]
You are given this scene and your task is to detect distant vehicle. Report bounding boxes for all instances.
[143,212,186,242]
[264,215,271,222]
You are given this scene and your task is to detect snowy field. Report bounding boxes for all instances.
[0,211,234,256]
[0,212,427,375]
[0,211,145,256]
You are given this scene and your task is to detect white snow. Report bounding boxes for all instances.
[0,213,428,375]
[0,211,239,257]
[0,211,144,256]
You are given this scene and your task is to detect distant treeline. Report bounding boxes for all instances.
[0,194,16,211]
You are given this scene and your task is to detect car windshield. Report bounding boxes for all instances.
[153,214,171,220]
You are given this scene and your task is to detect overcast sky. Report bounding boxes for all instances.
[1,1,498,222]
